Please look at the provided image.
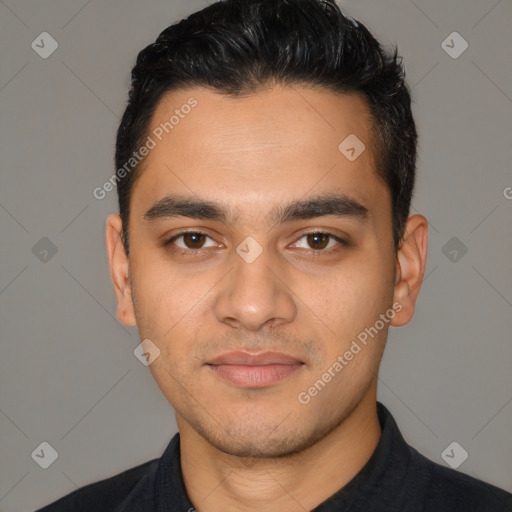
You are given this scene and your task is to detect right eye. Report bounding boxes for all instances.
[163,231,221,253]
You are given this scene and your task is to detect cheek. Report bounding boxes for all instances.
[143,313,203,400]
[130,250,202,325]
[303,257,393,339]
[130,255,216,367]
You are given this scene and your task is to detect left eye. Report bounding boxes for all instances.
[292,232,346,251]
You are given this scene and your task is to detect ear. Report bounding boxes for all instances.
[390,214,428,327]
[105,213,137,327]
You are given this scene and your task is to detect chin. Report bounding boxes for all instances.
[193,414,330,459]
[211,435,308,459]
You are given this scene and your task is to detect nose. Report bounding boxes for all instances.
[213,243,297,332]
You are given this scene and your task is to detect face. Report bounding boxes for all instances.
[107,85,425,458]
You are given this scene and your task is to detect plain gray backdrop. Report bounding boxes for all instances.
[1,0,511,510]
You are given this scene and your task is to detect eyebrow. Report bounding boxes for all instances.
[143,193,370,225]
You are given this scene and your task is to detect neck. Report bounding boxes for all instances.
[178,391,382,512]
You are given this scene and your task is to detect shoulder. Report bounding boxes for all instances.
[35,458,159,512]
[410,446,512,511]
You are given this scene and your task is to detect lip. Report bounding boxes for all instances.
[206,351,305,388]
[207,351,303,366]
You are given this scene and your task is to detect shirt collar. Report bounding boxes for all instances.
[154,401,410,511]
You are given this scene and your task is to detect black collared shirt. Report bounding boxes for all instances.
[37,402,512,511]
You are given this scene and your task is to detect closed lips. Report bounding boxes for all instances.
[206,351,304,366]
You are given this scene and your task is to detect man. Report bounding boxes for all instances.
[38,0,512,510]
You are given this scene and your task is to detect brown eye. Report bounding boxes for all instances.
[306,233,330,250]
[164,232,218,251]
[292,232,348,252]
[182,233,207,249]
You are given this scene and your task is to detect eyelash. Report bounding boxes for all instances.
[163,230,349,255]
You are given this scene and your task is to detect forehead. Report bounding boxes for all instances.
[131,85,388,223]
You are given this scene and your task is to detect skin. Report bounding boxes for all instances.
[106,85,428,511]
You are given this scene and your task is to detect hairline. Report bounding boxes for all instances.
[121,82,390,251]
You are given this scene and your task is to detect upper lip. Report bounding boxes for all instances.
[207,351,304,366]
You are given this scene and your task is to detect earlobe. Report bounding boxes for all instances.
[390,214,428,327]
[105,214,137,327]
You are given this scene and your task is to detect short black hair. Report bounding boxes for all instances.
[115,0,417,254]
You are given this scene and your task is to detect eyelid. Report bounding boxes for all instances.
[289,231,349,250]
[163,229,349,253]
[163,230,221,249]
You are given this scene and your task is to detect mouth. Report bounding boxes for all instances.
[206,351,305,388]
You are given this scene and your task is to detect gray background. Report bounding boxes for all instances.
[0,0,511,510]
